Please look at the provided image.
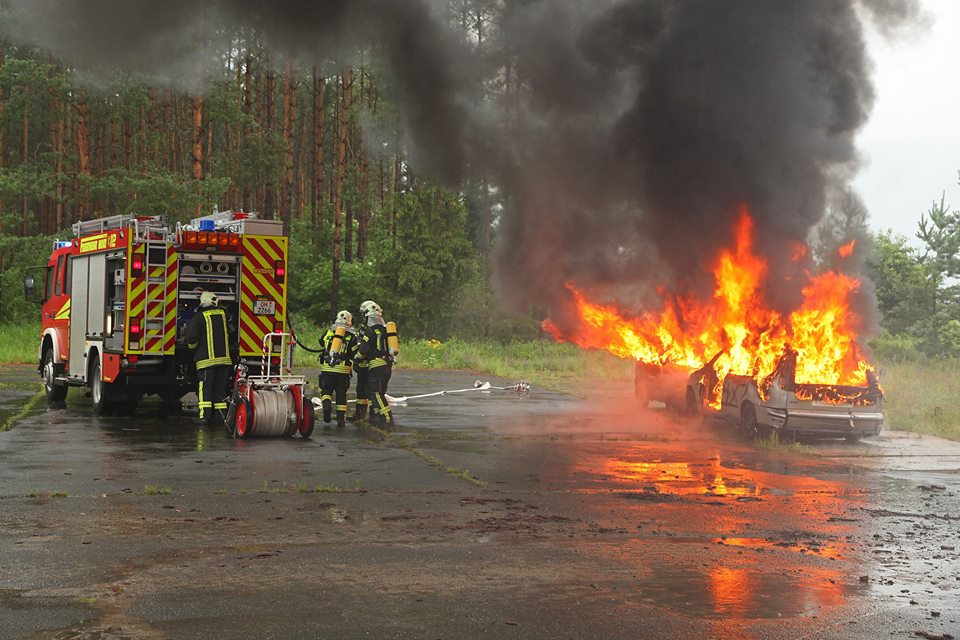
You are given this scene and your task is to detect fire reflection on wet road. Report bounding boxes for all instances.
[522,439,873,619]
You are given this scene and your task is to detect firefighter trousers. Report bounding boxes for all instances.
[353,366,370,417]
[198,365,230,421]
[367,364,393,428]
[319,371,350,424]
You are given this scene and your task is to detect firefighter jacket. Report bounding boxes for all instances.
[356,323,391,370]
[320,327,356,375]
[184,306,232,370]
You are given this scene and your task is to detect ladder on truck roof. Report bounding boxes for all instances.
[130,220,175,355]
[73,213,166,238]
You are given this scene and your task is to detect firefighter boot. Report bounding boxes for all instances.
[321,397,332,423]
[349,403,367,423]
[336,411,347,429]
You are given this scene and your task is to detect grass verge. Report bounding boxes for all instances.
[877,359,960,441]
[0,322,40,364]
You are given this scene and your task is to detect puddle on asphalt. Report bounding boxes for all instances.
[571,452,866,501]
[629,560,866,619]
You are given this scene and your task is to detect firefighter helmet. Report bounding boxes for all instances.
[200,291,219,307]
[362,301,382,318]
[359,300,376,315]
[335,310,353,326]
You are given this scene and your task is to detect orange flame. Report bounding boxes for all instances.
[544,208,872,399]
[838,239,856,258]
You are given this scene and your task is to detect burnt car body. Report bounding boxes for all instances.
[718,350,884,441]
[634,353,721,415]
[634,349,885,440]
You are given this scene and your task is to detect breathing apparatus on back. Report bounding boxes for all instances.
[327,310,353,363]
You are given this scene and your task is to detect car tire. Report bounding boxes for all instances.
[739,403,760,439]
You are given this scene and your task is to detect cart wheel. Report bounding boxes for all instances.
[299,396,315,438]
[235,398,254,439]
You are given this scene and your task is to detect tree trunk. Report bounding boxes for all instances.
[0,48,5,172]
[392,152,401,249]
[54,91,65,231]
[242,51,253,211]
[76,99,91,220]
[357,154,369,260]
[311,66,325,225]
[332,66,351,316]
[263,64,276,219]
[280,60,297,230]
[192,94,204,214]
[22,108,29,235]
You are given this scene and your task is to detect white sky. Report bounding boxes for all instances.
[854,0,960,242]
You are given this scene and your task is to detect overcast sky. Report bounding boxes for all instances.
[854,0,960,242]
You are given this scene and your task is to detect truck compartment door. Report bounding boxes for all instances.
[69,256,90,378]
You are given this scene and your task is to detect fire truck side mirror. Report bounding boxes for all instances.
[24,266,48,304]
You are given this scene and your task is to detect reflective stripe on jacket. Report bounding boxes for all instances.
[357,324,390,369]
[185,307,232,369]
[320,328,354,374]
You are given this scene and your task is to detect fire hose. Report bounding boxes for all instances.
[386,380,531,404]
[286,314,326,354]
[310,380,531,410]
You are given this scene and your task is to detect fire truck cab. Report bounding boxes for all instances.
[25,212,289,415]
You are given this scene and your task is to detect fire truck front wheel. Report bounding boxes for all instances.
[42,349,67,402]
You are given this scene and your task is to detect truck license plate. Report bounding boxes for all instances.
[253,300,276,316]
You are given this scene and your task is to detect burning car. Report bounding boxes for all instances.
[547,210,886,440]
[718,347,884,441]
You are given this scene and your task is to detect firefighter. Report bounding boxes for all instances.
[184,291,233,426]
[319,310,356,428]
[356,300,395,429]
[348,302,373,423]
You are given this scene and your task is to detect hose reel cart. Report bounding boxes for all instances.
[226,332,314,438]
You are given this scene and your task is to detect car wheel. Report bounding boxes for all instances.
[42,349,68,402]
[739,403,759,439]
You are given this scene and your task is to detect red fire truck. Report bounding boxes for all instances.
[24,211,289,415]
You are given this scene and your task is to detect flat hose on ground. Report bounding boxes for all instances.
[249,388,297,437]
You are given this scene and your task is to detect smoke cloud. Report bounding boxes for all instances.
[3,0,920,321]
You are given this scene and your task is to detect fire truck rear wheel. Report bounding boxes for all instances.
[90,355,119,416]
[42,349,67,402]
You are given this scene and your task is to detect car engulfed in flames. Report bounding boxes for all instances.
[544,207,885,440]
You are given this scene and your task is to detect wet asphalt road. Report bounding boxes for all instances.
[0,364,958,640]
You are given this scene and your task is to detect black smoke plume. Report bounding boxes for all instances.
[3,0,919,322]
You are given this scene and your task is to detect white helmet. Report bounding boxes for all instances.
[335,310,353,326]
[360,300,382,317]
[200,291,219,307]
